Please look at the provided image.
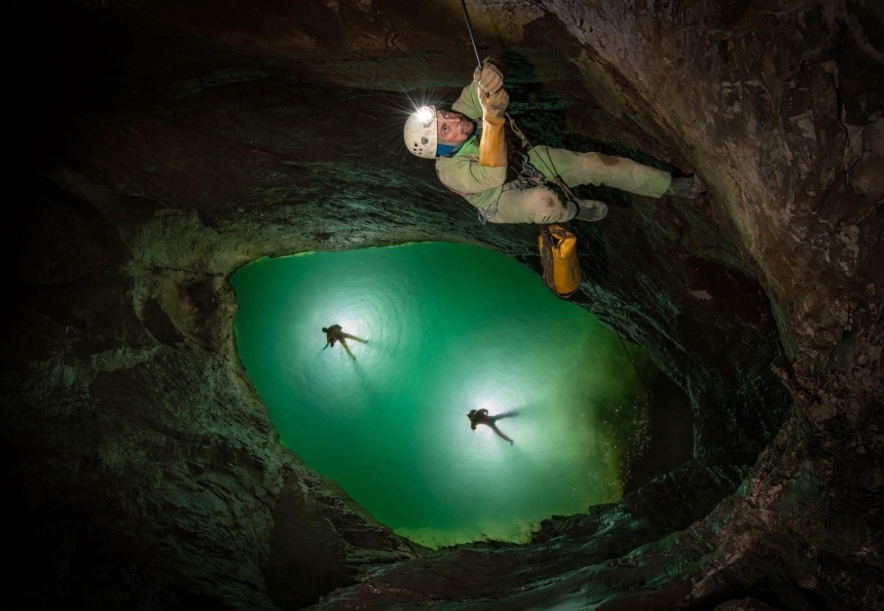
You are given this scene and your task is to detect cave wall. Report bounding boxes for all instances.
[3,1,882,610]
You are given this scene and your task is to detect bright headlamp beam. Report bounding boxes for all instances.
[416,106,434,124]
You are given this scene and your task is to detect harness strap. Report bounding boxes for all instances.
[506,111,578,204]
[436,114,578,225]
[477,203,498,225]
[502,151,546,192]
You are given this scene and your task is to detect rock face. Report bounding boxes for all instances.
[3,1,881,610]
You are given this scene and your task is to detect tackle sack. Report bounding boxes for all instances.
[538,224,581,298]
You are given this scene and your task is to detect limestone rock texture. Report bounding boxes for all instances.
[3,1,881,610]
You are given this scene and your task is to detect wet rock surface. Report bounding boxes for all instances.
[3,1,882,609]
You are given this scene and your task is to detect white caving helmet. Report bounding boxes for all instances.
[404,106,437,159]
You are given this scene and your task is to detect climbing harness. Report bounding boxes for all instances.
[478,117,574,225]
[505,112,580,204]
[501,151,544,192]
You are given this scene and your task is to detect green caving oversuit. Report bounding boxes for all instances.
[435,81,673,224]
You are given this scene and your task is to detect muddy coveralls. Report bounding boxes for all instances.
[435,80,673,224]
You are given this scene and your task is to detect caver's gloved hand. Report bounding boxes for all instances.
[480,86,509,119]
[479,87,509,168]
[473,60,504,94]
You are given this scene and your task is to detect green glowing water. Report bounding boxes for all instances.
[232,242,654,549]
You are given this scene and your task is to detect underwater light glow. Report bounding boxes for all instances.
[232,242,656,549]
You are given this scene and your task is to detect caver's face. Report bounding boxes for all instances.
[436,109,475,145]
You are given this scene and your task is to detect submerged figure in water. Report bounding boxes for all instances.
[467,408,515,445]
[322,324,367,359]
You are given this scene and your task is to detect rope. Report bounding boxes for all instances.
[579,264,653,398]
[458,0,580,206]
[612,320,653,396]
[459,0,483,68]
[473,434,596,466]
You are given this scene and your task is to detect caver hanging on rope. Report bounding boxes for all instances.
[402,55,618,226]
[401,0,705,226]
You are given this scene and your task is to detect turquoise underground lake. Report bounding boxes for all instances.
[231,241,657,549]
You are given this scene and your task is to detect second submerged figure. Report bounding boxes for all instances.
[467,408,515,446]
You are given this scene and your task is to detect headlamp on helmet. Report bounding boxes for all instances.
[404,105,437,159]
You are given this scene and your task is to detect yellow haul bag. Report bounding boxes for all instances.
[538,224,581,298]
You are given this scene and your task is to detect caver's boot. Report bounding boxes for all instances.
[575,199,608,221]
[665,175,706,198]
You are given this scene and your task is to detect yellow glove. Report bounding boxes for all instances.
[479,87,509,167]
[480,87,509,120]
